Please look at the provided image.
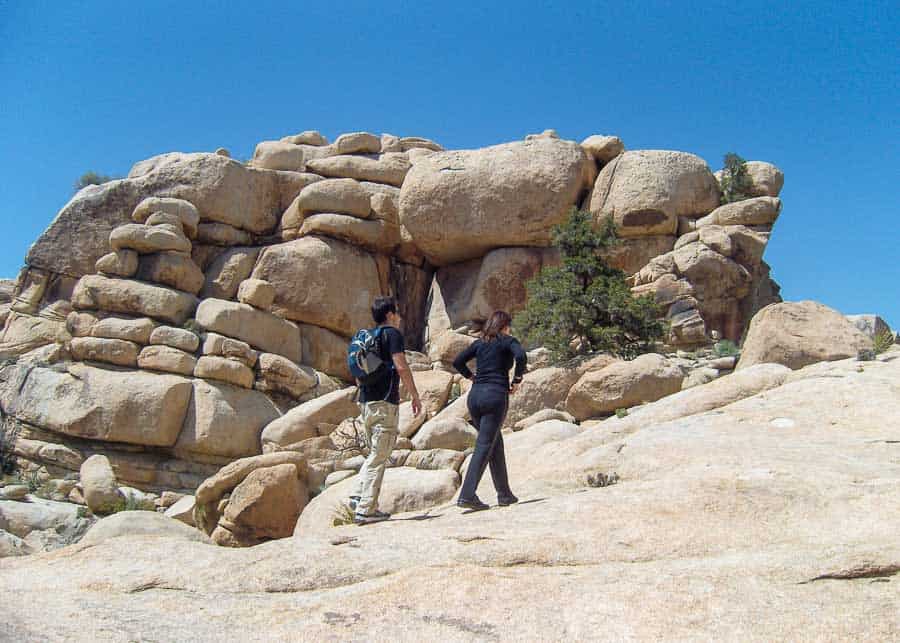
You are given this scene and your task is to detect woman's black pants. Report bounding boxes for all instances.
[459,384,513,501]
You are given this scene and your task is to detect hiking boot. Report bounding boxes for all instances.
[497,494,519,506]
[348,495,360,510]
[354,510,390,525]
[457,496,490,511]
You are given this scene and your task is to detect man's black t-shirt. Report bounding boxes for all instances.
[359,325,404,405]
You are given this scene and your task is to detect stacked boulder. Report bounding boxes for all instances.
[68,197,203,370]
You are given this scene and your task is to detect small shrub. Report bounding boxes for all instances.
[331,502,356,527]
[0,413,20,476]
[73,171,116,192]
[586,471,619,488]
[873,329,894,355]
[719,153,753,204]
[713,339,740,357]
[614,408,628,419]
[76,506,92,520]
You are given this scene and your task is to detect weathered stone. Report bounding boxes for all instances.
[135,252,204,295]
[260,387,359,451]
[280,131,328,146]
[566,354,684,420]
[696,197,781,228]
[504,366,583,429]
[90,316,157,344]
[80,455,123,514]
[145,212,186,233]
[256,353,318,398]
[399,369,454,416]
[195,298,302,363]
[13,363,192,446]
[580,135,624,164]
[400,138,593,265]
[333,132,381,155]
[744,161,784,197]
[599,235,676,275]
[299,324,352,380]
[410,416,476,451]
[682,367,720,389]
[218,463,307,546]
[197,223,253,246]
[70,337,139,367]
[845,314,892,339]
[400,136,443,152]
[138,345,197,375]
[250,141,332,172]
[237,279,276,311]
[296,213,399,254]
[427,330,476,366]
[0,485,30,501]
[282,178,373,230]
[175,379,281,459]
[149,326,200,352]
[380,133,402,153]
[199,246,260,300]
[514,409,576,431]
[251,237,382,337]
[631,274,695,309]
[307,153,410,187]
[738,301,874,371]
[202,332,258,367]
[672,242,752,299]
[95,250,138,277]
[80,511,210,546]
[194,355,255,388]
[72,275,199,325]
[399,400,428,438]
[109,223,192,254]
[590,150,720,237]
[132,197,201,238]
[163,495,196,526]
[296,467,459,537]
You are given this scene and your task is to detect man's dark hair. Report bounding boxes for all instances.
[372,296,397,324]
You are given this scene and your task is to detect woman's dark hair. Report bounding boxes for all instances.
[372,296,397,324]
[482,310,512,342]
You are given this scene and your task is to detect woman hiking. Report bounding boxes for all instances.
[452,310,527,511]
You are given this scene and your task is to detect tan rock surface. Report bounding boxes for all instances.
[738,300,874,371]
[260,387,359,451]
[136,252,205,295]
[12,363,192,446]
[72,275,199,325]
[566,353,684,420]
[298,323,351,380]
[131,197,201,238]
[199,246,260,300]
[80,510,210,546]
[307,153,410,187]
[95,250,138,277]
[202,332,258,367]
[80,454,123,514]
[590,150,720,237]
[580,134,624,163]
[410,416,476,451]
[175,379,281,460]
[255,352,318,398]
[400,138,593,265]
[696,196,781,228]
[296,213,399,254]
[194,355,255,389]
[282,178,372,229]
[109,223,191,255]
[137,345,197,376]
[194,298,301,363]
[149,326,200,352]
[251,237,382,337]
[196,222,253,246]
[70,336,139,367]
[236,278,275,310]
[2,357,899,640]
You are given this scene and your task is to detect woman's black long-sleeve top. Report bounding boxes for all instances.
[452,335,528,390]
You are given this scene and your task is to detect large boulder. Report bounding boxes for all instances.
[503,366,583,429]
[251,237,383,337]
[261,387,359,450]
[175,379,281,459]
[193,452,308,534]
[282,178,373,230]
[410,416,476,451]
[293,213,399,255]
[566,354,684,420]
[135,252,205,295]
[27,154,290,278]
[580,135,624,164]
[79,510,211,546]
[737,301,874,371]
[70,337,139,367]
[599,235,675,276]
[109,224,192,255]
[12,363,192,446]
[299,324,352,380]
[72,275,199,326]
[590,150,720,237]
[295,467,460,537]
[80,455,123,514]
[431,247,555,327]
[214,463,307,546]
[255,353,318,398]
[695,197,781,228]
[400,138,594,265]
[195,298,302,364]
[132,197,201,238]
[744,161,785,197]
[306,153,410,187]
[199,246,260,300]
[400,369,454,416]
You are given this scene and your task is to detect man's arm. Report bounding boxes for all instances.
[392,351,422,416]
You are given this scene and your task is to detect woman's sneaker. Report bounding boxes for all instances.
[457,496,490,511]
[497,494,519,506]
[354,510,390,525]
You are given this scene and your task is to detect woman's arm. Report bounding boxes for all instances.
[452,340,479,380]
[509,337,527,385]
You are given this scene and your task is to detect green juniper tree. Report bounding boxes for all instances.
[514,208,666,361]
[73,171,116,192]
[719,152,752,204]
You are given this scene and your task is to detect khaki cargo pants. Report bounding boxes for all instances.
[354,400,399,515]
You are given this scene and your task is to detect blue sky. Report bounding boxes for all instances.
[1,1,897,327]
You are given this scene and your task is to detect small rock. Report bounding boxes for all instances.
[0,485,30,501]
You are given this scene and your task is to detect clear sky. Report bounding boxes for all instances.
[1,1,897,328]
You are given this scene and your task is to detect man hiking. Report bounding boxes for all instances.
[350,296,422,524]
